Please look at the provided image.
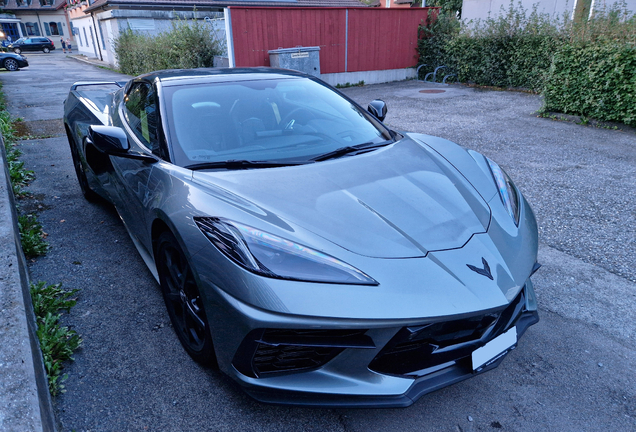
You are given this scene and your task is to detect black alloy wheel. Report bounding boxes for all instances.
[3,58,19,71]
[43,47,50,53]
[13,48,21,54]
[156,232,217,366]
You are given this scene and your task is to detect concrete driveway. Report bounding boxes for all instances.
[2,53,634,431]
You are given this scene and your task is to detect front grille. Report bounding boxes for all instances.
[233,328,373,378]
[369,290,526,376]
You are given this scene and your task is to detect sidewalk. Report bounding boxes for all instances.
[67,54,113,69]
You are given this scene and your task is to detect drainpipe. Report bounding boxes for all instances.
[35,11,44,37]
[90,12,103,61]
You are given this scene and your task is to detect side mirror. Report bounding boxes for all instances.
[368,100,387,122]
[88,125,129,154]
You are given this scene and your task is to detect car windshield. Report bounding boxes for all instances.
[163,77,391,167]
[14,38,26,43]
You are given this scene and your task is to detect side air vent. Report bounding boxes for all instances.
[233,329,374,378]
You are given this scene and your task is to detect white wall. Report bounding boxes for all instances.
[72,15,99,59]
[462,0,636,21]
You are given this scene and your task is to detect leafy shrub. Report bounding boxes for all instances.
[114,15,222,76]
[543,42,636,126]
[419,2,566,91]
[418,1,636,125]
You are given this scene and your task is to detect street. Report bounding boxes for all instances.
[2,51,634,431]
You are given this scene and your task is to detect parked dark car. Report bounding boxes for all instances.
[7,37,55,54]
[0,52,28,71]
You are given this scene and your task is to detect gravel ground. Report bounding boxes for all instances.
[2,54,634,431]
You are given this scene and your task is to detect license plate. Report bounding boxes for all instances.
[472,327,517,371]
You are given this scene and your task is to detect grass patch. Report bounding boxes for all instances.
[335,80,365,89]
[30,282,82,396]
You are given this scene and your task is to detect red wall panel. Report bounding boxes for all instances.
[230,7,434,74]
[231,8,347,74]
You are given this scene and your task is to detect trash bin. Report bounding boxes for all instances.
[268,46,320,77]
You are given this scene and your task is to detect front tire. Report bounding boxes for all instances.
[43,47,50,53]
[156,232,217,367]
[4,59,19,71]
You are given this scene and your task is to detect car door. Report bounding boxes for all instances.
[35,38,47,50]
[109,80,163,253]
[22,38,34,51]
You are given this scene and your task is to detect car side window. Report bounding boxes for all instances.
[123,82,160,154]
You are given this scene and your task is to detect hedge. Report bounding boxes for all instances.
[543,43,636,126]
[418,2,636,126]
[418,3,566,92]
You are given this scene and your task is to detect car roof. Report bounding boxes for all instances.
[141,67,312,87]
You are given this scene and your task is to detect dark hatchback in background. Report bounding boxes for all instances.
[0,52,28,71]
[8,37,55,54]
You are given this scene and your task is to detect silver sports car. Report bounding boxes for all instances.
[63,68,539,407]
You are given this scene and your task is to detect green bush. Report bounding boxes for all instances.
[114,15,223,76]
[544,43,636,126]
[418,1,636,125]
[419,2,566,91]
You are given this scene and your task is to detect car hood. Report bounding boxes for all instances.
[193,137,491,258]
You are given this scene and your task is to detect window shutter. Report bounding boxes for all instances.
[34,23,40,36]
[58,22,64,36]
[44,22,50,36]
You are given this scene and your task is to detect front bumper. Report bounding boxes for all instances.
[207,279,539,407]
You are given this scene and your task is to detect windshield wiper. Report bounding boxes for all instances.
[311,140,393,162]
[185,159,312,171]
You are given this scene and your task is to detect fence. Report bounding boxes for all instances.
[228,7,437,75]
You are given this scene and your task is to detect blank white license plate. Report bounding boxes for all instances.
[472,327,517,371]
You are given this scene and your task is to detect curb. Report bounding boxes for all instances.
[0,135,57,431]
[68,54,113,70]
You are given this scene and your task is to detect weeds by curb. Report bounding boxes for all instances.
[30,282,82,396]
[1,81,81,395]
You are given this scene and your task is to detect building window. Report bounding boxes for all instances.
[46,22,61,36]
[16,0,32,6]
[39,0,54,5]
[25,22,40,36]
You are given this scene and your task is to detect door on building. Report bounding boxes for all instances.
[1,23,20,45]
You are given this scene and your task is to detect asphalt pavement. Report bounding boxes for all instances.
[1,51,634,431]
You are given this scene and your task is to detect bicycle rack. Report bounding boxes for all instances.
[417,64,457,85]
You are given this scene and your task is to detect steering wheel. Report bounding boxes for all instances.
[282,108,316,131]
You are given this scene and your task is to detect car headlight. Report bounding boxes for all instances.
[486,157,520,225]
[194,217,378,285]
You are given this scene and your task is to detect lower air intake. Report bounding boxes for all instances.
[233,328,373,378]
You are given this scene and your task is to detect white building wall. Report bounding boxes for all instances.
[72,15,97,58]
